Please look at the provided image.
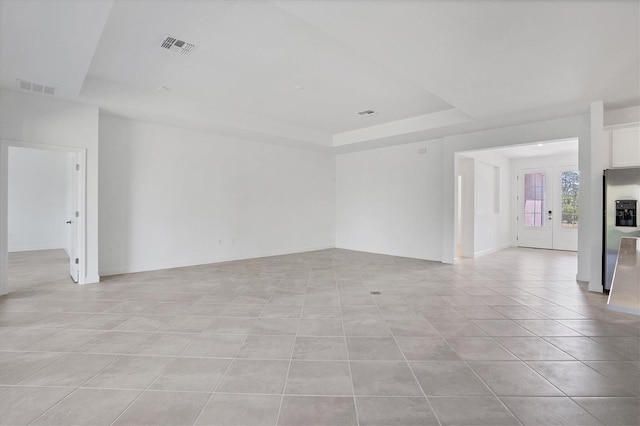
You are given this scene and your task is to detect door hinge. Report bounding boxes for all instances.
[75,258,79,264]
[75,211,79,218]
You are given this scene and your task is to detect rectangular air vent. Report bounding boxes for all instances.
[161,35,196,55]
[17,79,55,95]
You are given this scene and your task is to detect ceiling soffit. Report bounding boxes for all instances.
[0,1,637,150]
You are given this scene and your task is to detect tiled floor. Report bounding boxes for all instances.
[1,248,639,426]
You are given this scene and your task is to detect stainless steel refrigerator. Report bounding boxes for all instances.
[603,167,640,291]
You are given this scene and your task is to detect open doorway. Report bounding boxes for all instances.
[455,138,579,259]
[0,141,86,295]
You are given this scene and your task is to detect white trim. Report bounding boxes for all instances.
[603,122,640,131]
[473,243,513,258]
[9,245,68,253]
[0,142,8,295]
[75,149,87,284]
[333,244,437,263]
[99,245,336,277]
[576,272,589,282]
[0,139,87,295]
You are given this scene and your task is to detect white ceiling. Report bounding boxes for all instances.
[1,0,638,150]
[0,0,112,98]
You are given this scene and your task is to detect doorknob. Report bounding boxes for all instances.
[66,220,72,224]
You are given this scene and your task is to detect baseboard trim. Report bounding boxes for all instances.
[99,245,335,276]
[473,243,512,258]
[8,246,67,253]
[334,245,440,262]
[81,274,100,284]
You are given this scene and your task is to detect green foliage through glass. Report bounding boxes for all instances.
[561,171,579,228]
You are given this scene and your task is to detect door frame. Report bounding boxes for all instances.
[515,164,579,251]
[0,139,87,295]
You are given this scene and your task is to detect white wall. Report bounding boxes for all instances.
[64,153,75,256]
[336,109,631,292]
[98,115,335,275]
[1,90,631,295]
[589,102,605,291]
[335,140,443,261]
[457,156,475,258]
[0,90,99,290]
[604,105,640,127]
[8,147,70,252]
[468,151,512,256]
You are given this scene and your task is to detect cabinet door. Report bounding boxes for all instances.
[611,127,640,168]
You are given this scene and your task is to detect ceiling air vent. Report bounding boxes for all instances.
[17,79,55,95]
[161,35,196,55]
[358,110,377,116]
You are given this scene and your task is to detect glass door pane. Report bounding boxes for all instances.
[561,170,579,228]
[524,172,546,227]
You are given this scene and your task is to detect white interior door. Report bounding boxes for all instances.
[517,166,578,251]
[68,154,79,282]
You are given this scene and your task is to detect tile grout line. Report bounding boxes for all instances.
[102,355,169,426]
[26,352,125,426]
[176,298,261,425]
[274,260,310,426]
[449,329,540,425]
[374,298,443,426]
[106,307,246,426]
[459,305,634,420]
[336,262,359,426]
[5,249,639,426]
[13,382,592,398]
[442,305,575,422]
[190,271,303,426]
[569,396,613,425]
[4,352,67,393]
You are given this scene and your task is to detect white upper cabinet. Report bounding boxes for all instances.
[610,126,640,168]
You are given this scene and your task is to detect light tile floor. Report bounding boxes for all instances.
[1,248,639,425]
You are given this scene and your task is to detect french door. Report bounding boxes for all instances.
[517,166,579,251]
